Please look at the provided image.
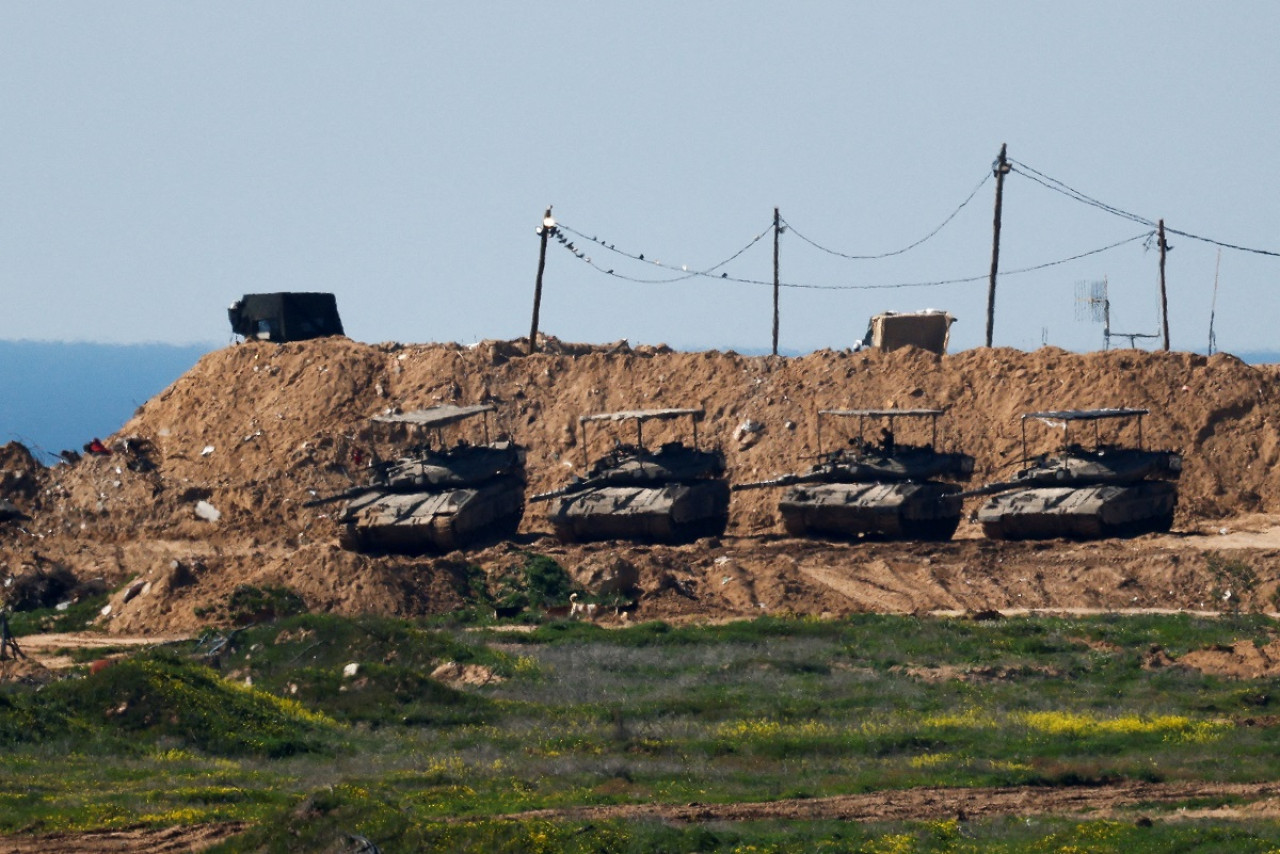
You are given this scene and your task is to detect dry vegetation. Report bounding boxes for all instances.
[4,337,1280,636]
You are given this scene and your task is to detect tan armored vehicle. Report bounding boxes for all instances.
[534,408,730,543]
[973,408,1180,540]
[855,310,955,354]
[315,404,525,553]
[738,409,974,540]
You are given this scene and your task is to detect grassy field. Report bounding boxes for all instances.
[5,606,1280,852]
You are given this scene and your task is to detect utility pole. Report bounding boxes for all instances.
[528,206,555,355]
[1158,219,1170,351]
[986,143,1010,348]
[0,611,25,661]
[772,207,781,356]
[1208,248,1221,355]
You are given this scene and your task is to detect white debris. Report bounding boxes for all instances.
[343,662,361,678]
[201,445,215,456]
[195,501,222,523]
[733,419,765,448]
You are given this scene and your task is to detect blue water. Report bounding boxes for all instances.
[0,341,214,461]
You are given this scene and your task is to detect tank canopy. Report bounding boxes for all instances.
[1019,407,1150,455]
[372,404,496,429]
[1022,408,1149,423]
[371,404,497,446]
[576,408,706,465]
[817,408,948,456]
[578,408,705,424]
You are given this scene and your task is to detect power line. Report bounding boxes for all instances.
[1007,159,1155,227]
[555,220,774,283]
[552,219,1152,291]
[1010,158,1280,257]
[779,170,993,260]
[1163,226,1280,258]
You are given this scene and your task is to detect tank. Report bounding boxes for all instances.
[317,404,526,553]
[973,408,1181,540]
[534,408,730,543]
[738,409,974,541]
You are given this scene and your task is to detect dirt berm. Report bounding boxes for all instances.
[3,336,1280,635]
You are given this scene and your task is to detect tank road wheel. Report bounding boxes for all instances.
[1104,511,1176,539]
[981,521,1013,541]
[902,516,963,542]
[338,526,365,551]
[672,514,729,544]
[551,522,578,545]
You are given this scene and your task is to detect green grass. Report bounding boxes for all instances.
[5,612,1280,850]
[5,592,108,636]
[212,814,1280,854]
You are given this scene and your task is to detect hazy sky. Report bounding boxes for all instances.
[3,3,1278,354]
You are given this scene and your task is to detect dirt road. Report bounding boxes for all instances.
[503,780,1280,825]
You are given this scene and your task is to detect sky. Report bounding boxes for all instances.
[2,3,1279,355]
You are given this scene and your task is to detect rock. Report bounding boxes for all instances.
[121,579,146,603]
[194,501,221,523]
[733,419,764,449]
[342,662,360,678]
[431,661,503,687]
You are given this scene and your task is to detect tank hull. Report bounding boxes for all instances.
[340,475,525,553]
[779,481,963,541]
[977,480,1177,540]
[549,480,730,544]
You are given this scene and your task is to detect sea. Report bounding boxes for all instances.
[1,340,1276,465]
[0,340,216,462]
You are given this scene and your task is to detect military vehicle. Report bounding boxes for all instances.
[855,310,955,354]
[228,292,344,343]
[316,404,525,553]
[971,408,1180,540]
[737,408,974,540]
[534,408,729,543]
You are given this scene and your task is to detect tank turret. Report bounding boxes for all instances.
[313,404,525,553]
[737,409,974,541]
[972,408,1180,540]
[536,408,730,543]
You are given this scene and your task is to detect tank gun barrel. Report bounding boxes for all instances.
[732,471,828,491]
[303,486,372,508]
[955,480,1024,500]
[530,479,593,503]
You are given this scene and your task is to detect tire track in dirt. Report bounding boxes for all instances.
[797,558,925,612]
[0,821,248,854]
[13,632,189,670]
[497,780,1280,825]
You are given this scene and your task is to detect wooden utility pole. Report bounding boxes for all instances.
[1158,219,1170,351]
[0,612,24,661]
[986,143,1010,348]
[772,207,781,356]
[528,206,554,355]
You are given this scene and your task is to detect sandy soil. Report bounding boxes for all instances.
[0,822,247,854]
[3,336,1280,635]
[502,780,1280,825]
[5,337,1280,845]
